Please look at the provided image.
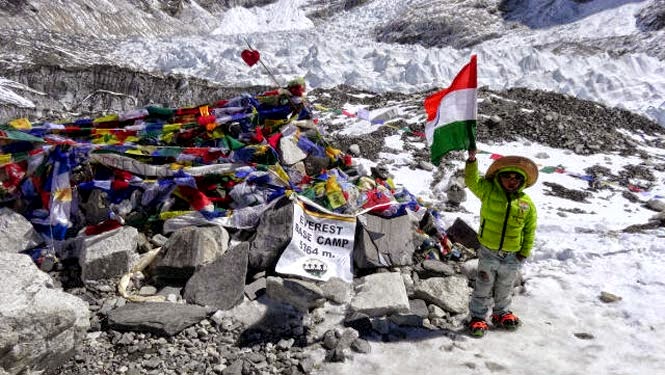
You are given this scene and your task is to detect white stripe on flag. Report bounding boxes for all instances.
[425,88,477,145]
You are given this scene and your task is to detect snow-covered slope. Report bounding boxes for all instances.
[1,0,664,125]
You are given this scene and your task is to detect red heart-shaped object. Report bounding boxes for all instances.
[241,49,260,67]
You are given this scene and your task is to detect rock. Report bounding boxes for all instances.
[149,225,229,284]
[0,207,43,253]
[414,276,472,314]
[79,226,140,282]
[350,338,371,354]
[446,182,466,205]
[107,302,211,336]
[599,291,622,303]
[0,252,89,374]
[266,276,326,313]
[280,134,309,165]
[319,277,352,304]
[646,199,665,212]
[354,213,420,269]
[244,276,267,301]
[446,218,480,250]
[349,272,410,317]
[184,243,249,310]
[249,196,293,272]
[420,259,456,277]
[347,144,361,156]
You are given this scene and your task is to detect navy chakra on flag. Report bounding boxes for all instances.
[302,259,328,278]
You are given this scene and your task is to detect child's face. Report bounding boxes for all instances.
[499,172,524,192]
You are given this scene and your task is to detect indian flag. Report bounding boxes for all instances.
[424,55,477,165]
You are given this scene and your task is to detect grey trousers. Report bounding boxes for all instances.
[469,245,522,319]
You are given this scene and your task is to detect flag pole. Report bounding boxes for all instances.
[467,123,476,151]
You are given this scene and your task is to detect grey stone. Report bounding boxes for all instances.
[184,243,248,310]
[107,302,211,337]
[446,182,467,205]
[150,225,229,283]
[79,189,110,226]
[420,259,456,277]
[409,298,430,317]
[319,277,352,304]
[303,155,330,176]
[0,252,89,374]
[336,328,359,349]
[249,196,293,272]
[343,312,373,335]
[321,330,337,350]
[222,359,243,375]
[79,226,140,282]
[388,312,423,327]
[156,286,183,298]
[266,276,326,313]
[244,276,267,301]
[599,291,622,303]
[349,272,410,317]
[354,213,419,269]
[347,144,361,156]
[350,338,371,354]
[0,208,43,253]
[150,234,169,247]
[280,134,308,165]
[414,276,472,314]
[647,198,665,212]
[138,286,158,296]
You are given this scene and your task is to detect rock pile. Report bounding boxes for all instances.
[2,81,664,375]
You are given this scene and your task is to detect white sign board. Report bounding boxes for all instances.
[275,199,356,283]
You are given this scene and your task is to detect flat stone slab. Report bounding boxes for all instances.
[107,302,212,336]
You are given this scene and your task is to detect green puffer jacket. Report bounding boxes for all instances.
[464,160,537,257]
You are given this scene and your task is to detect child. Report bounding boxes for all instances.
[464,149,538,337]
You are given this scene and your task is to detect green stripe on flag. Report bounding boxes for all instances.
[430,120,476,165]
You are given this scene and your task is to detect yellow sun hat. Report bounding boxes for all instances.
[485,155,539,188]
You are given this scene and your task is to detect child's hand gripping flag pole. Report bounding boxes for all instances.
[423,55,478,165]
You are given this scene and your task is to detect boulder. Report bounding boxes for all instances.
[149,225,229,284]
[249,196,293,272]
[349,272,410,317]
[266,276,326,313]
[414,276,471,314]
[107,302,211,337]
[78,226,140,282]
[0,252,89,374]
[0,208,43,253]
[184,243,249,310]
[354,213,420,269]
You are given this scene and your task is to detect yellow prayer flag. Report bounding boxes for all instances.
[8,118,32,130]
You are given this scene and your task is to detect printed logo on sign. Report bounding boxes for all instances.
[303,259,328,278]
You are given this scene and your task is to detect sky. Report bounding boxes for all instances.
[2,1,665,374]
